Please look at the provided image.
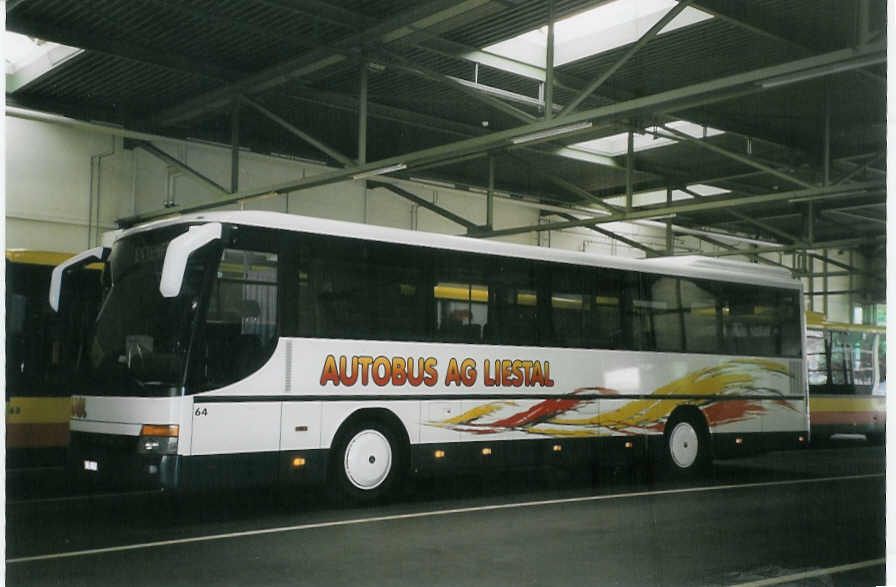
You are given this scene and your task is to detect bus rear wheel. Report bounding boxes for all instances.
[331,420,404,503]
[663,411,710,477]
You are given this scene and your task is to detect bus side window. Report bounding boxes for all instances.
[202,248,278,388]
[492,258,538,346]
[830,331,853,389]
[365,242,428,342]
[432,251,489,344]
[806,330,829,391]
[297,237,428,341]
[548,266,587,348]
[680,278,721,354]
[639,275,680,352]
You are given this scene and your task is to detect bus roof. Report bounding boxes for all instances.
[120,211,802,290]
[6,250,75,266]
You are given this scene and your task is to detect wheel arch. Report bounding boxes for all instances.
[666,404,709,433]
[331,407,411,458]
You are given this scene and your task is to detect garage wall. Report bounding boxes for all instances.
[6,117,129,251]
[5,115,868,323]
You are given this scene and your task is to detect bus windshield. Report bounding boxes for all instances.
[84,227,216,395]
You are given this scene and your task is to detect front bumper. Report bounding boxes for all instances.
[68,431,180,490]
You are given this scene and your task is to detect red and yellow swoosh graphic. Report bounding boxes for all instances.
[427,360,795,437]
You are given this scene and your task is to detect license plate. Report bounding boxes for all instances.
[83,460,99,472]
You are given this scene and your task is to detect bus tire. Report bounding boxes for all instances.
[330,419,404,503]
[663,409,710,477]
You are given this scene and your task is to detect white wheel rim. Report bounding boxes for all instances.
[669,422,699,469]
[344,429,393,491]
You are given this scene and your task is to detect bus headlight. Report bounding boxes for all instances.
[137,424,179,455]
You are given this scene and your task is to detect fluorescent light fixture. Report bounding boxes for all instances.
[352,163,407,180]
[760,54,885,89]
[511,122,593,145]
[243,191,280,202]
[409,177,456,189]
[573,120,723,157]
[686,184,730,197]
[553,147,619,168]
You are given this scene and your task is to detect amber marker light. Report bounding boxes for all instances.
[434,450,446,459]
[292,457,307,468]
[140,424,179,437]
[735,438,744,444]
[481,448,492,456]
[552,444,563,452]
[624,441,633,448]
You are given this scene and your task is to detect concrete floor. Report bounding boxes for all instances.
[6,440,886,586]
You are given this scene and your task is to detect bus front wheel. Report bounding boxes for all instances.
[331,420,404,503]
[663,410,710,476]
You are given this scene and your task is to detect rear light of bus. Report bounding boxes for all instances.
[138,424,179,455]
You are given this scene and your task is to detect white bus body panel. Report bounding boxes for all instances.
[73,339,806,458]
[191,401,282,455]
[70,396,182,437]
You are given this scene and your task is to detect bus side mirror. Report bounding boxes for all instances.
[160,223,222,298]
[49,246,110,312]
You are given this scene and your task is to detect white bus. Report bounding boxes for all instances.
[54,211,808,500]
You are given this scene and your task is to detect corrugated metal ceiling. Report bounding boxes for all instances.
[5,0,886,254]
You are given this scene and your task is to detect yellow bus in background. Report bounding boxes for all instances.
[806,312,886,444]
[6,250,103,468]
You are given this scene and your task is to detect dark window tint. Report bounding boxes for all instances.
[200,249,278,388]
[433,251,489,344]
[549,266,625,349]
[642,276,683,352]
[296,236,428,341]
[6,262,102,398]
[285,231,802,358]
[681,279,721,354]
[548,266,587,348]
[491,258,538,346]
[721,284,800,358]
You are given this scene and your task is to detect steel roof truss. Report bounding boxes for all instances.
[242,96,354,167]
[130,140,230,196]
[561,0,693,116]
[150,0,495,126]
[367,181,479,232]
[124,45,884,224]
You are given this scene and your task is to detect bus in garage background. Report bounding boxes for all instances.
[806,312,885,444]
[6,250,102,468]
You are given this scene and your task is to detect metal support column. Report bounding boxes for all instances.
[823,84,831,187]
[807,254,814,312]
[358,60,368,165]
[487,155,495,229]
[822,248,829,317]
[857,0,872,45]
[544,0,555,120]
[665,187,673,253]
[625,131,634,211]
[848,249,855,323]
[230,97,240,193]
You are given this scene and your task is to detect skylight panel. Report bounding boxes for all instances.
[5,32,44,74]
[572,120,723,157]
[483,0,712,68]
[6,32,83,90]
